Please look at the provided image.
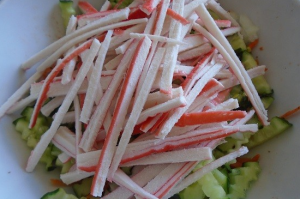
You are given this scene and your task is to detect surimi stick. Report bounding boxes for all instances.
[35,18,147,73]
[164,147,249,199]
[79,39,139,152]
[195,4,268,125]
[80,30,113,124]
[6,95,36,114]
[91,37,151,197]
[121,147,212,167]
[22,8,130,70]
[41,96,65,117]
[156,62,223,139]
[160,0,184,94]
[108,48,165,179]
[26,39,101,172]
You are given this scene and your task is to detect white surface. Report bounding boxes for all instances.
[0,0,299,198]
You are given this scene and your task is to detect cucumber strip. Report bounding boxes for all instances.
[59,0,76,28]
[245,116,292,148]
[41,188,77,199]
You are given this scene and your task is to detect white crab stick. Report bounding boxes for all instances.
[195,4,268,125]
[121,147,212,167]
[52,126,76,158]
[91,37,151,197]
[108,48,165,179]
[79,39,139,152]
[164,147,249,199]
[80,30,113,123]
[26,39,100,172]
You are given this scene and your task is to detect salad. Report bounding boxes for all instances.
[0,0,295,198]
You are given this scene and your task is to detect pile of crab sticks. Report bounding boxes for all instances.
[0,0,269,198]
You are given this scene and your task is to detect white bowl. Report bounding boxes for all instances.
[0,0,299,198]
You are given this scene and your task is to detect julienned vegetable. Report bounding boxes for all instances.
[0,0,293,199]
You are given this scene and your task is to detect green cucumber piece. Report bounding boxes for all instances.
[15,118,29,133]
[261,96,274,109]
[179,181,206,199]
[228,34,247,51]
[41,188,77,199]
[73,177,93,198]
[198,172,227,199]
[21,106,34,121]
[245,116,292,148]
[59,0,76,28]
[213,169,228,193]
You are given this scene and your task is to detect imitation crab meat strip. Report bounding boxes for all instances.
[164,147,249,199]
[104,54,123,70]
[0,71,42,118]
[206,0,240,27]
[135,0,169,100]
[62,15,78,85]
[220,65,266,89]
[160,0,184,94]
[100,0,111,11]
[178,43,212,61]
[156,62,223,138]
[53,111,76,124]
[60,168,94,185]
[140,0,161,15]
[140,114,163,133]
[187,78,224,113]
[208,98,239,111]
[183,0,207,18]
[144,87,183,109]
[137,95,187,124]
[79,39,139,152]
[80,30,113,124]
[74,96,83,167]
[108,48,165,179]
[178,34,208,53]
[121,124,257,164]
[78,1,97,14]
[35,17,147,73]
[30,75,113,98]
[175,110,247,127]
[103,164,168,199]
[22,8,130,70]
[221,27,241,37]
[52,126,76,158]
[135,162,198,199]
[25,39,100,172]
[91,37,151,197]
[6,95,36,114]
[109,23,146,49]
[115,39,133,54]
[113,169,158,199]
[40,96,65,117]
[121,147,212,167]
[195,4,268,125]
[29,40,94,129]
[130,33,185,45]
[181,48,215,95]
[58,152,71,164]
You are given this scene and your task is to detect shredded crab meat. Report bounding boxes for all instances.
[0,1,278,198]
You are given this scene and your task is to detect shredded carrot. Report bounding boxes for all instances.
[248,39,259,50]
[281,106,300,119]
[50,179,68,187]
[230,154,260,168]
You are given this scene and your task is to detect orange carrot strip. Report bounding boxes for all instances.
[281,106,300,119]
[50,179,68,187]
[166,8,190,25]
[248,39,259,50]
[176,111,247,127]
